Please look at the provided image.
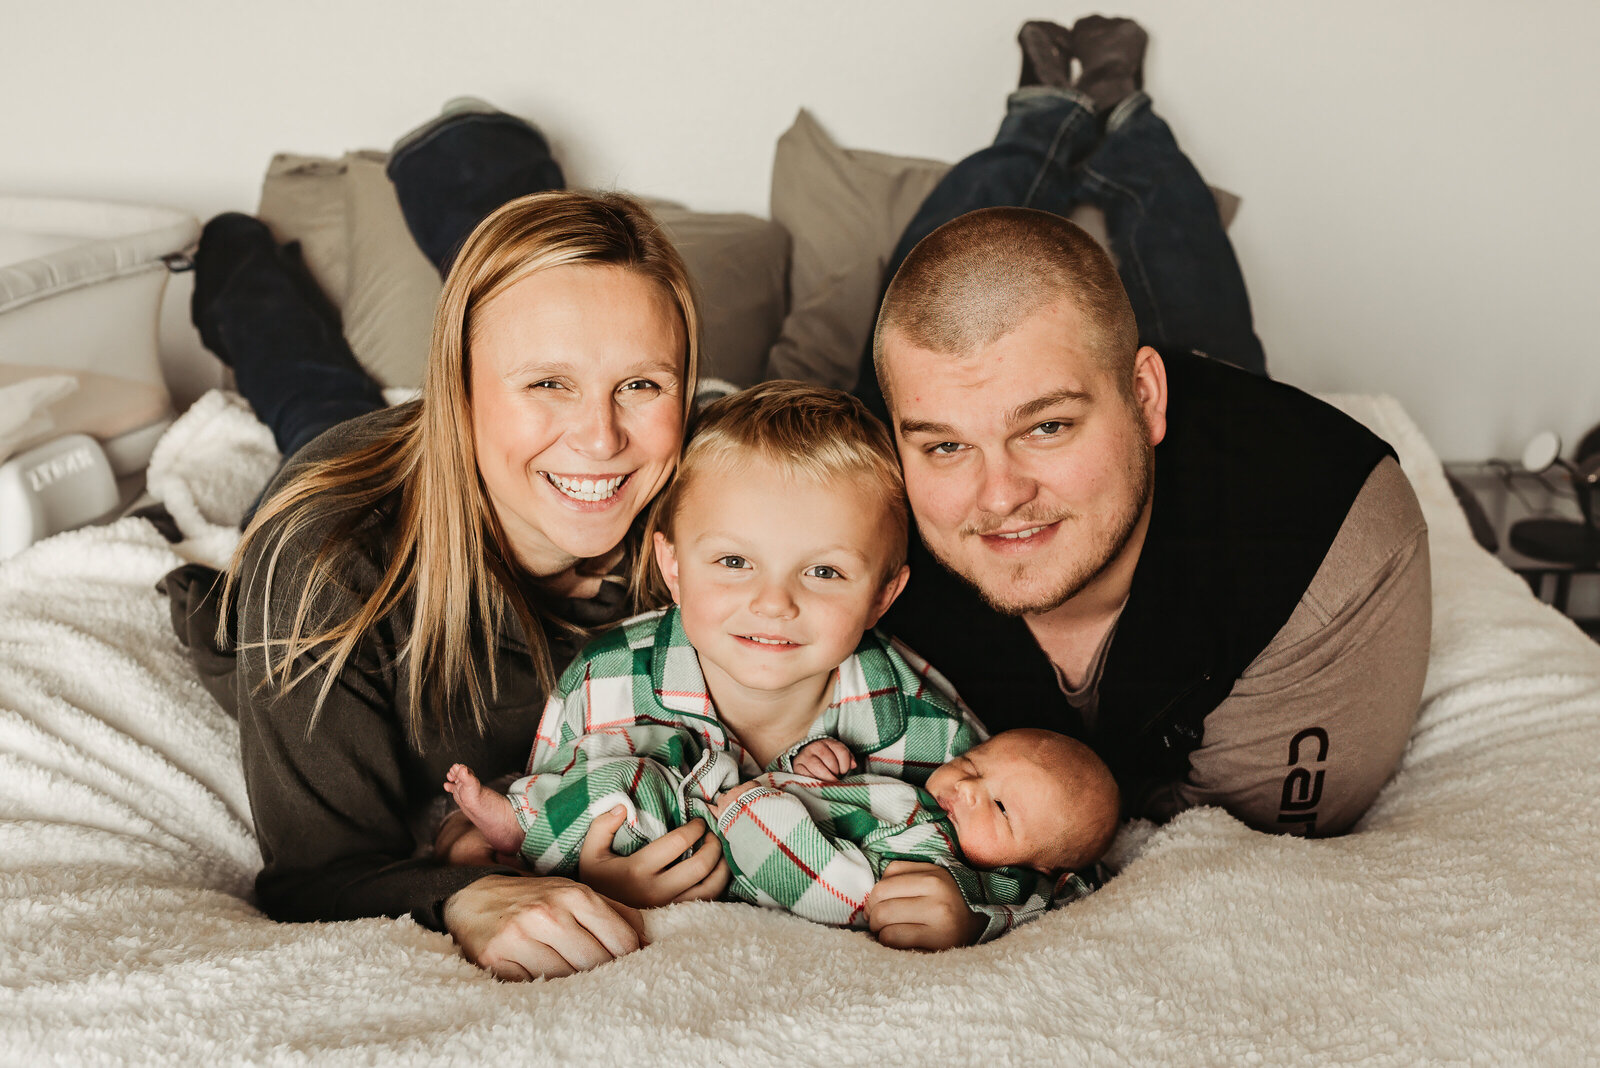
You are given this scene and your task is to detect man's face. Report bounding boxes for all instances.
[882,297,1166,616]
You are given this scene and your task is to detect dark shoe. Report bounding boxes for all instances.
[1071,15,1148,113]
[190,213,276,366]
[1018,21,1075,90]
[386,99,565,276]
[188,212,384,458]
[191,215,344,367]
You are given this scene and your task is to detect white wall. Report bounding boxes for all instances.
[5,0,1597,461]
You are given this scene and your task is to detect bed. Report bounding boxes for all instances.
[4,384,1597,1064]
[3,120,1598,1065]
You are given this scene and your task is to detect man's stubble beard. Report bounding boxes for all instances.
[929,431,1155,618]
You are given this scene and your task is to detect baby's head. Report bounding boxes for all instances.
[926,729,1120,875]
[644,381,909,694]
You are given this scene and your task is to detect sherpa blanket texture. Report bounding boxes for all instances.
[1,390,1597,1065]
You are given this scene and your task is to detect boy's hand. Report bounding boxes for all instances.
[867,860,985,951]
[792,738,856,780]
[578,806,730,909]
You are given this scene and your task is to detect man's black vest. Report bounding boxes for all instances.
[883,351,1395,805]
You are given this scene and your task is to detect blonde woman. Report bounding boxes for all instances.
[165,108,723,980]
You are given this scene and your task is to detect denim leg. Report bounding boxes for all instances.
[1075,93,1267,375]
[856,88,1101,420]
[235,105,566,525]
[855,88,1267,419]
[386,109,565,276]
[887,87,1103,279]
[195,229,387,463]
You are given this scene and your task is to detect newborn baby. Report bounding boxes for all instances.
[446,725,1120,935]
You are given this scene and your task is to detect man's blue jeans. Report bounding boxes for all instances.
[856,88,1266,420]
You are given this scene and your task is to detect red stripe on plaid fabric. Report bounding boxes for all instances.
[587,707,642,730]
[654,688,714,712]
[862,755,943,770]
[582,668,593,733]
[925,810,960,855]
[740,804,867,921]
[555,728,638,775]
[831,687,898,705]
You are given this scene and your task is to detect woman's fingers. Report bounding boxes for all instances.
[499,884,645,973]
[572,892,648,959]
[444,874,647,981]
[539,908,620,974]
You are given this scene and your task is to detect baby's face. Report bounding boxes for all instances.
[925,733,1074,872]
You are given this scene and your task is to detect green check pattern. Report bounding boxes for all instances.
[504,607,1066,941]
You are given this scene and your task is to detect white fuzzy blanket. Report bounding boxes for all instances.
[2,391,1597,1066]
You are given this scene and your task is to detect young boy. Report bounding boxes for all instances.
[444,382,1120,945]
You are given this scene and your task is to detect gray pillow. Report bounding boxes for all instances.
[259,156,789,389]
[765,109,1240,391]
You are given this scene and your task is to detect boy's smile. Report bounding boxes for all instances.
[653,455,909,722]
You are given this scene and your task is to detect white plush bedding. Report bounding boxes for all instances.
[2,390,1597,1065]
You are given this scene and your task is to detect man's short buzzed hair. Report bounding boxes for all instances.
[871,207,1140,403]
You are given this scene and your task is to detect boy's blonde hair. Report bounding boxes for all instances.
[637,381,907,607]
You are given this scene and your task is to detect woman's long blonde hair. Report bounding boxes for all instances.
[224,190,700,747]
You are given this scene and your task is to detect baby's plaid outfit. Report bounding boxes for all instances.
[504,607,1072,941]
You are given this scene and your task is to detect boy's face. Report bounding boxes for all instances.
[654,457,909,707]
[925,733,1071,872]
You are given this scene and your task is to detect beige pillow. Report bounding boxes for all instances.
[765,109,1241,391]
[766,110,950,390]
[257,153,351,309]
[260,156,788,389]
[342,153,442,389]
[652,205,789,387]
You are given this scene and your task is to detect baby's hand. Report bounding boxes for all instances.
[709,779,765,821]
[792,738,856,781]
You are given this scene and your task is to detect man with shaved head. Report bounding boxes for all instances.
[857,21,1431,910]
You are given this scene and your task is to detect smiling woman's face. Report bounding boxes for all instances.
[468,262,687,576]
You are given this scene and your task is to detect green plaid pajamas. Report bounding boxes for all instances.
[504,608,1067,942]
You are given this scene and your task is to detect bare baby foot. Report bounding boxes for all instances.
[444,763,527,855]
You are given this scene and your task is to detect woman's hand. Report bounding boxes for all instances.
[443,874,647,981]
[866,860,985,951]
[577,806,731,909]
[434,810,527,868]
